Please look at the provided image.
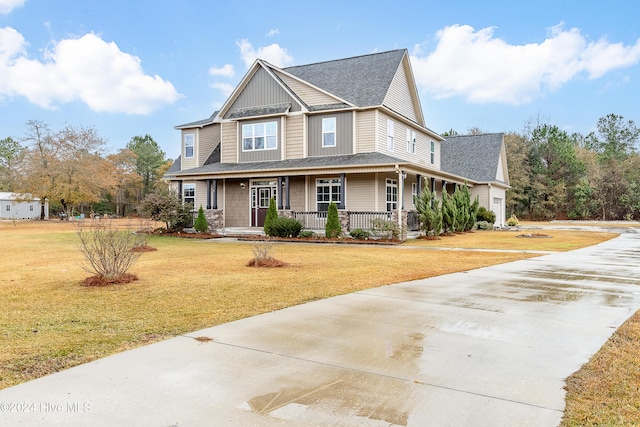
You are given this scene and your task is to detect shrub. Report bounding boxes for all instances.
[370,218,402,240]
[76,220,142,284]
[325,201,342,238]
[194,205,208,233]
[247,240,287,268]
[263,198,278,236]
[349,228,370,240]
[299,230,316,238]
[476,220,492,230]
[137,189,193,231]
[507,214,519,226]
[269,217,303,238]
[414,189,442,237]
[477,206,496,224]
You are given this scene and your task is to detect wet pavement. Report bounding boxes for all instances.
[2,231,640,426]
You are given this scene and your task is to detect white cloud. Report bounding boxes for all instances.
[267,28,279,37]
[236,38,293,68]
[0,0,25,15]
[208,64,234,78]
[0,30,181,114]
[209,82,235,98]
[411,24,640,105]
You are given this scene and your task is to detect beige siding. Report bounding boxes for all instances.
[273,70,339,106]
[356,110,376,153]
[496,155,505,182]
[288,177,306,210]
[194,181,208,210]
[376,111,441,171]
[181,129,198,170]
[384,61,418,123]
[199,124,220,166]
[220,122,237,163]
[285,114,304,159]
[223,67,301,119]
[224,179,249,227]
[345,174,376,211]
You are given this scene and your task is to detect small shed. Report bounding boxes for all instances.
[0,193,49,220]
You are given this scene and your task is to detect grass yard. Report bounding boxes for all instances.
[0,219,637,425]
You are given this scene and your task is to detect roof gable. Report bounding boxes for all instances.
[441,133,508,184]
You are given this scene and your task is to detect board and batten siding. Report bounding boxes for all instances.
[307,111,353,157]
[223,67,301,119]
[355,110,376,153]
[198,124,220,167]
[285,114,304,159]
[181,129,198,170]
[220,122,238,163]
[383,59,419,123]
[273,70,338,106]
[238,118,282,162]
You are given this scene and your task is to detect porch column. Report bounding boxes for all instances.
[339,173,345,209]
[442,180,447,196]
[416,174,422,195]
[177,181,183,198]
[206,180,212,209]
[277,177,284,209]
[285,176,290,210]
[431,177,435,193]
[212,179,218,210]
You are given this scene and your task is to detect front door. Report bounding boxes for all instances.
[251,181,277,227]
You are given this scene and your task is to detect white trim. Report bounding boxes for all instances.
[184,133,195,158]
[241,121,278,152]
[322,117,336,148]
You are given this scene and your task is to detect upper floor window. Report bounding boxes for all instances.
[5,204,10,211]
[242,121,277,151]
[407,129,416,154]
[183,184,195,207]
[387,120,394,151]
[430,140,435,164]
[184,134,194,158]
[322,117,336,147]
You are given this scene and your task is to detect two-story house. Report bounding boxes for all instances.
[164,49,510,232]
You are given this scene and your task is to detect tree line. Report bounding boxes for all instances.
[0,120,170,218]
[504,113,640,220]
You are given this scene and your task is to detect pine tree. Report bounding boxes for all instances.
[442,192,457,234]
[414,189,442,237]
[263,198,278,236]
[325,201,341,238]
[194,205,208,233]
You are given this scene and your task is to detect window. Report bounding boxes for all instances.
[430,140,435,164]
[387,120,394,151]
[5,204,9,211]
[316,178,341,212]
[386,179,398,211]
[242,121,277,151]
[183,184,195,206]
[407,129,416,154]
[30,205,34,211]
[411,183,418,206]
[322,117,336,147]
[184,134,194,158]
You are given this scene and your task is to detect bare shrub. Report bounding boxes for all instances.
[247,240,287,268]
[76,220,142,283]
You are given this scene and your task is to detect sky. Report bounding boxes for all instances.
[1,0,640,160]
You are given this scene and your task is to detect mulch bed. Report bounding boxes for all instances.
[238,236,402,245]
[516,233,552,238]
[81,273,139,287]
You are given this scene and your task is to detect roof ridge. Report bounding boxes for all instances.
[283,49,406,70]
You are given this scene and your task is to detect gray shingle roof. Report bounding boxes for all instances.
[174,111,219,129]
[283,49,406,107]
[166,155,181,173]
[441,133,505,183]
[165,152,406,177]
[229,103,290,119]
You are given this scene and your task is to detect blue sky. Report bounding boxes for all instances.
[1,0,639,160]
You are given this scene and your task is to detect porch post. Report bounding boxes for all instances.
[177,181,183,198]
[416,174,421,195]
[212,179,218,210]
[339,173,345,209]
[430,177,435,193]
[206,180,212,209]
[277,177,283,209]
[285,176,290,210]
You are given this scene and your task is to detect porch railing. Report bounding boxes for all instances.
[291,211,327,230]
[348,211,393,230]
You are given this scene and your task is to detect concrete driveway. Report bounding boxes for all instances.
[2,231,640,426]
